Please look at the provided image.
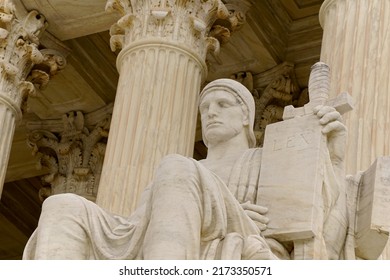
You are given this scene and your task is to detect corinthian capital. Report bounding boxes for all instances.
[27,106,112,201]
[0,3,47,119]
[106,0,235,60]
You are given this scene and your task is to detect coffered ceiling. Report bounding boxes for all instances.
[0,0,324,259]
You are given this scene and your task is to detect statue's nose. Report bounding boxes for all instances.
[207,102,219,117]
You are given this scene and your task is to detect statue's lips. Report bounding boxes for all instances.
[206,121,222,128]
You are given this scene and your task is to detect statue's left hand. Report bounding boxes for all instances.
[314,105,347,167]
[241,201,269,231]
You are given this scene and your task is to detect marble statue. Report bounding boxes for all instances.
[23,78,348,260]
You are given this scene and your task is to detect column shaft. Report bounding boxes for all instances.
[320,0,390,259]
[0,104,16,196]
[320,0,390,174]
[97,43,203,215]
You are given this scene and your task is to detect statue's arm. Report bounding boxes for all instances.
[314,105,349,258]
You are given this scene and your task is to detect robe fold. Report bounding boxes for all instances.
[24,148,343,260]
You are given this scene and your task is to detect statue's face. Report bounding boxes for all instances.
[199,90,248,146]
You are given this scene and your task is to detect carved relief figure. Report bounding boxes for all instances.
[23,78,347,259]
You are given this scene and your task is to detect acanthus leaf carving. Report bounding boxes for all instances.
[209,24,230,44]
[1,60,18,76]
[109,26,126,52]
[205,36,220,58]
[0,5,47,119]
[30,49,66,81]
[105,0,130,16]
[23,48,67,112]
[255,81,295,145]
[27,109,112,202]
[0,12,13,24]
[116,13,134,29]
[0,0,15,17]
[18,80,35,113]
[222,0,252,31]
[27,44,44,64]
[105,0,250,61]
[0,28,9,39]
[28,69,49,89]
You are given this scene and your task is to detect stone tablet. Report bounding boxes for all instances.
[257,113,326,242]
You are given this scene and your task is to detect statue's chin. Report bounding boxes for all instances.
[204,131,239,147]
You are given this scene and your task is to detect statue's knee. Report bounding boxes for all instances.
[152,155,200,198]
[41,193,86,219]
[38,194,90,242]
[156,154,197,180]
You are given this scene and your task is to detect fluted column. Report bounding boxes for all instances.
[0,3,47,198]
[96,0,240,216]
[0,105,16,196]
[319,0,390,175]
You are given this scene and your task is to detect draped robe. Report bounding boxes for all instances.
[23,147,345,259]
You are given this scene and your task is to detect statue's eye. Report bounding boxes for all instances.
[219,101,230,108]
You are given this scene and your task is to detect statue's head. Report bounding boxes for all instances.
[199,78,256,148]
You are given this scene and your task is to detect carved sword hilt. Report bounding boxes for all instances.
[308,62,330,107]
[283,61,353,120]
